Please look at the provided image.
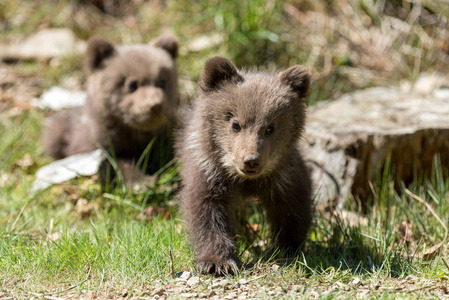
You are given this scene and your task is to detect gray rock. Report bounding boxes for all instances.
[186,276,200,286]
[0,28,86,61]
[175,271,192,282]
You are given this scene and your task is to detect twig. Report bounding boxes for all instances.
[405,189,448,242]
[169,249,175,278]
[442,257,449,273]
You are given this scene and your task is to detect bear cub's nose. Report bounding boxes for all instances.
[243,156,260,169]
[151,102,163,114]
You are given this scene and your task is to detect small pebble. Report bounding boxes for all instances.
[187,276,200,286]
[224,292,237,299]
[180,292,198,298]
[350,277,361,286]
[175,271,191,282]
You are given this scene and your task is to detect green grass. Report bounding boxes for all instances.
[1,113,448,297]
[1,162,449,298]
[1,0,449,298]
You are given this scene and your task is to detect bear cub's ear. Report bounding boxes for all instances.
[201,56,243,92]
[150,35,179,59]
[278,65,311,100]
[85,38,116,73]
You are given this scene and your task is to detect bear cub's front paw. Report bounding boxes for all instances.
[196,255,238,276]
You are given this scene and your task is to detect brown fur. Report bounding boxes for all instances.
[43,35,179,185]
[176,57,313,275]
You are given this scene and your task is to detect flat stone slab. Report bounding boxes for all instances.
[0,28,86,61]
[304,87,449,206]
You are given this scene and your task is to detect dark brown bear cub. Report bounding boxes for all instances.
[176,57,313,275]
[43,35,179,186]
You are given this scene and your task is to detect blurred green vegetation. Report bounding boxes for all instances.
[1,0,448,103]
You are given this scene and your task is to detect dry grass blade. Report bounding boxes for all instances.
[405,188,447,260]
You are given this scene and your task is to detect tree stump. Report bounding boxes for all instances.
[303,87,449,207]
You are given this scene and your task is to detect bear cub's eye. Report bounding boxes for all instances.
[128,80,139,93]
[156,78,166,89]
[232,121,241,133]
[266,124,275,135]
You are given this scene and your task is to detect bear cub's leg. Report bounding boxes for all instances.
[181,169,238,275]
[262,157,313,252]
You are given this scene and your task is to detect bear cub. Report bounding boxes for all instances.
[176,57,313,275]
[43,35,179,186]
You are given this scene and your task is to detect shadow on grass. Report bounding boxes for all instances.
[238,217,418,278]
[235,158,449,278]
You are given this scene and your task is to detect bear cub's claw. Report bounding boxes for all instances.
[197,258,238,276]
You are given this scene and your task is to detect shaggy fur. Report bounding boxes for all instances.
[176,57,313,275]
[43,35,179,186]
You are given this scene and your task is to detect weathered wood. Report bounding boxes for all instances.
[303,87,449,207]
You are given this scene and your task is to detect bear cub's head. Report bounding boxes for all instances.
[199,57,310,180]
[85,35,179,131]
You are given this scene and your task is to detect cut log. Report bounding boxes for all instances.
[303,87,449,207]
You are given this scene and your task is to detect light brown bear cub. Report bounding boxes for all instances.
[44,35,179,185]
[176,57,313,275]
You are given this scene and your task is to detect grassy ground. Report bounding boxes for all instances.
[1,0,449,298]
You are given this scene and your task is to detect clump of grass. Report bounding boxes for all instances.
[0,112,45,171]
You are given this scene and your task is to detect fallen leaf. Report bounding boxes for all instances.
[423,242,444,261]
[47,231,60,242]
[14,153,35,170]
[399,221,413,243]
[0,173,12,188]
[0,64,43,113]
[63,184,80,202]
[151,287,165,296]
[244,223,259,240]
[248,223,259,232]
[75,198,94,218]
[85,263,91,275]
